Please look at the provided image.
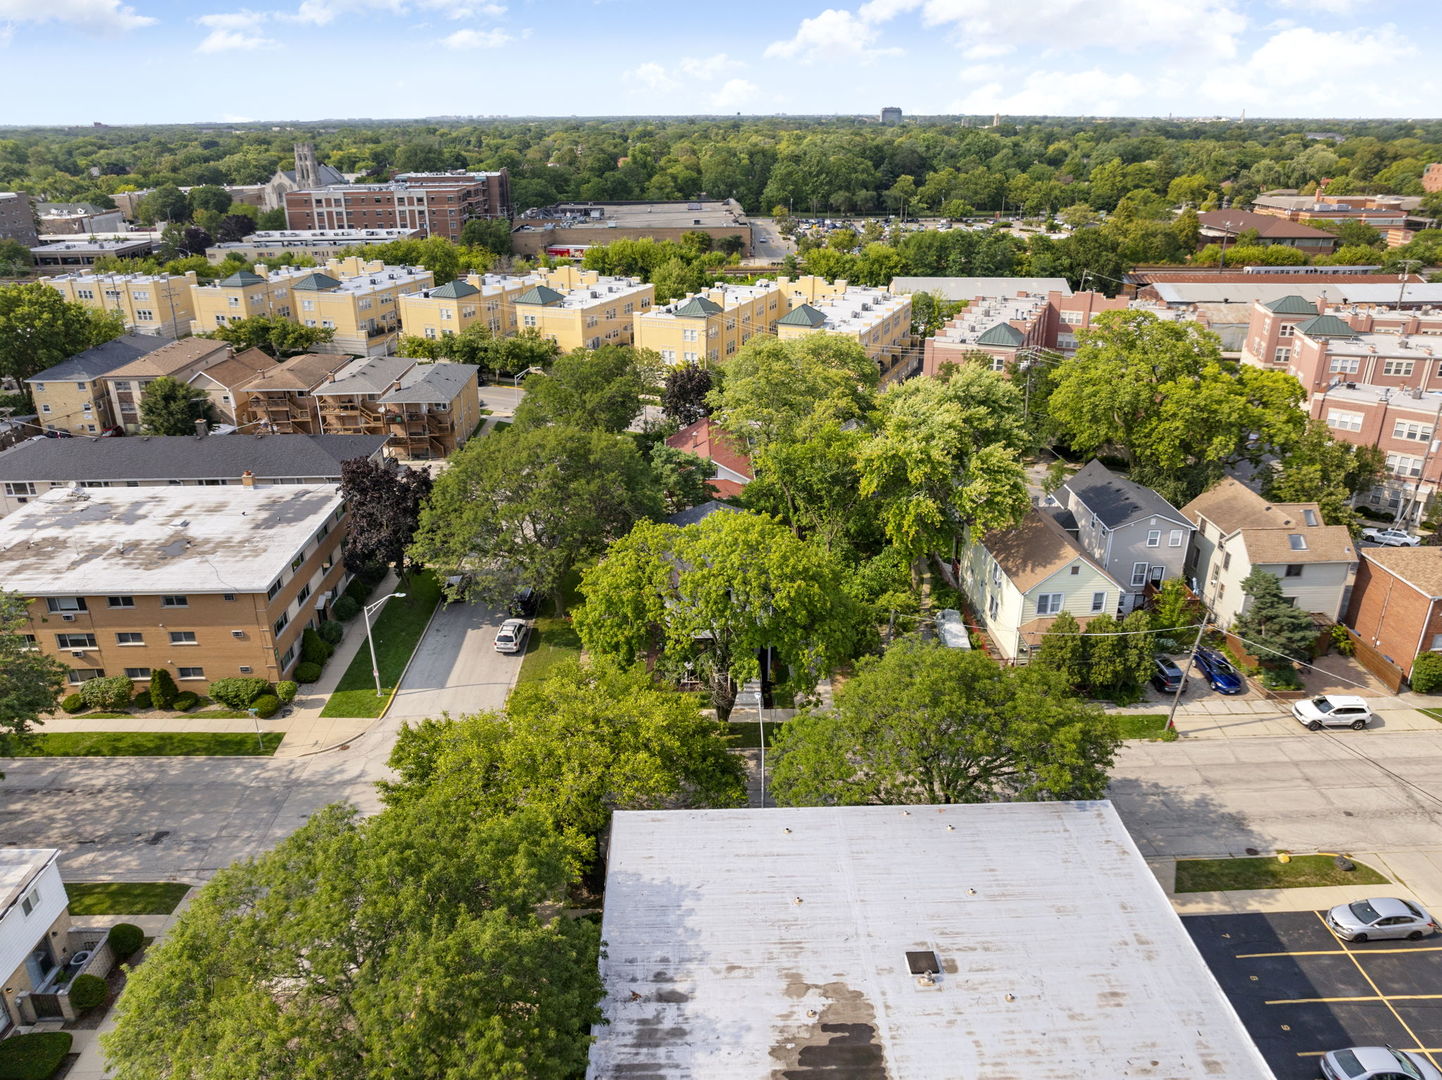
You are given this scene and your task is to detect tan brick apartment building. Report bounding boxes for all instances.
[99,338,233,434]
[1347,547,1442,679]
[283,171,510,242]
[46,270,198,340]
[311,357,478,460]
[187,347,276,425]
[236,352,353,434]
[0,484,348,691]
[25,335,171,435]
[510,200,750,258]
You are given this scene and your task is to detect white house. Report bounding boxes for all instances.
[1183,477,1357,627]
[957,508,1127,662]
[0,850,70,1034]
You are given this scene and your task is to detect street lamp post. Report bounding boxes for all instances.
[362,591,407,696]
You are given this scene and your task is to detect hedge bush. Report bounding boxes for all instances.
[0,1031,73,1080]
[172,691,199,711]
[275,680,298,703]
[332,594,360,621]
[148,667,178,709]
[294,661,323,684]
[301,628,333,665]
[208,677,273,710]
[108,922,143,961]
[318,620,344,646]
[1411,651,1442,694]
[344,579,374,607]
[79,675,135,712]
[132,690,152,709]
[60,693,85,714]
[1261,662,1304,690]
[67,973,106,1011]
[250,694,281,719]
[357,563,388,588]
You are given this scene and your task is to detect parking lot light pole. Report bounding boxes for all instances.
[362,592,407,696]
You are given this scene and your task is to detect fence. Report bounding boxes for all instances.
[1339,627,1408,694]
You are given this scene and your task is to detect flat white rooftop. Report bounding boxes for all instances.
[0,484,341,596]
[589,801,1273,1080]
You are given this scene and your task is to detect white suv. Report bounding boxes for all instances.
[493,618,529,654]
[1292,694,1374,731]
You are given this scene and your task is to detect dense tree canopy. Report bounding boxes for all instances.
[512,346,657,434]
[203,315,334,359]
[0,592,67,755]
[0,284,124,384]
[138,376,211,435]
[340,459,433,576]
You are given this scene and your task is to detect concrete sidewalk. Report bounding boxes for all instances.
[1112,696,1441,739]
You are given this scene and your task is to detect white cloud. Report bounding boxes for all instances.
[1273,0,1357,12]
[0,0,155,36]
[710,78,761,111]
[440,25,510,47]
[196,9,267,29]
[962,41,1011,60]
[194,10,276,51]
[679,53,742,80]
[285,0,503,23]
[623,61,678,93]
[953,68,1148,115]
[764,8,902,64]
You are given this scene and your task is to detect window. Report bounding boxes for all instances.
[107,596,134,608]
[1383,359,1415,377]
[1059,309,1082,325]
[178,667,205,680]
[682,328,699,342]
[168,631,198,644]
[1387,452,1423,477]
[291,552,305,571]
[223,593,236,601]
[160,595,188,608]
[1279,323,1295,337]
[1272,347,1291,364]
[46,597,87,613]
[5,482,35,496]
[1222,550,1232,570]
[116,632,144,645]
[987,593,999,619]
[280,645,296,669]
[296,582,311,604]
[1069,565,1080,575]
[1091,591,1107,613]
[1393,419,1434,442]
[522,314,537,327]
[19,634,36,650]
[1288,534,1308,550]
[67,668,104,684]
[124,667,152,680]
[135,309,153,322]
[55,633,97,649]
[1168,529,1185,547]
[1284,564,1303,577]
[273,612,290,637]
[1036,593,1064,615]
[21,888,40,916]
[1303,509,1319,526]
[1131,562,1149,587]
[1330,355,1360,374]
[1146,530,1161,547]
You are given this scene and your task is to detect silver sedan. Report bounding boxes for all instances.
[1325,897,1438,942]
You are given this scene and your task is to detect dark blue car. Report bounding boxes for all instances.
[1194,647,1245,694]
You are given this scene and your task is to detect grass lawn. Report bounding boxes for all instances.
[1113,713,1179,741]
[491,420,512,432]
[6,732,282,757]
[516,570,584,687]
[65,881,192,915]
[320,572,442,719]
[1420,709,1442,724]
[1175,854,1389,893]
[726,719,781,748]
[0,1031,72,1080]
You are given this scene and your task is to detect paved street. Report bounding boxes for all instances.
[387,598,521,719]
[478,383,524,416]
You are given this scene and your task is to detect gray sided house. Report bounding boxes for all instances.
[1050,460,1195,612]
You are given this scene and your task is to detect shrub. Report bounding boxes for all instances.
[294,661,323,684]
[132,690,153,710]
[108,922,144,961]
[1330,624,1356,657]
[0,1032,73,1080]
[148,667,178,709]
[275,680,298,703]
[208,677,273,710]
[250,693,281,719]
[358,563,388,588]
[172,691,199,711]
[67,973,106,1010]
[332,594,361,621]
[301,628,333,665]
[79,675,135,712]
[1260,662,1304,690]
[344,579,373,607]
[1411,651,1442,694]
[61,693,85,714]
[318,620,344,645]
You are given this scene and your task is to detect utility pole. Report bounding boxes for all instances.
[1396,258,1423,309]
[1167,621,1208,733]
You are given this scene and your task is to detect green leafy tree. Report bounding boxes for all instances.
[204,315,334,358]
[1263,419,1385,534]
[1034,610,1086,692]
[908,291,964,338]
[458,217,513,255]
[188,185,232,215]
[661,362,713,426]
[574,512,862,714]
[138,376,212,435]
[1234,568,1318,663]
[769,639,1120,805]
[0,591,67,755]
[102,804,602,1080]
[1319,219,1386,249]
[0,238,33,277]
[0,283,125,383]
[491,327,562,376]
[410,424,662,609]
[512,346,655,434]
[649,443,717,513]
[743,418,875,553]
[137,184,189,225]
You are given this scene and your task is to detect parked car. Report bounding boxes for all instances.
[1193,647,1245,695]
[508,587,539,617]
[493,618,529,654]
[1292,694,1374,731]
[1150,657,1188,694]
[1325,897,1439,943]
[1361,526,1421,546]
[1321,1046,1442,1080]
[934,609,971,649]
[98,425,124,437]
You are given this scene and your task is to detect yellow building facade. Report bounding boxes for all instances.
[512,268,654,352]
[47,270,198,339]
[396,271,545,342]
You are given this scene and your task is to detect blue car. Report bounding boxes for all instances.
[1193,647,1245,694]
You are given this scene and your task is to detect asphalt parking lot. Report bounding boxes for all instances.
[1186,911,1442,1080]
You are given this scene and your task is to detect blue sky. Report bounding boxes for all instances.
[0,0,1437,124]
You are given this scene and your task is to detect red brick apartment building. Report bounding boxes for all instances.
[1347,548,1442,679]
[283,170,510,241]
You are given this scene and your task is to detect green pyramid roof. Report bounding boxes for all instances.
[429,279,480,299]
[976,322,1026,347]
[514,284,564,306]
[291,272,342,292]
[777,303,828,328]
[1263,295,1317,315]
[218,270,265,288]
[673,295,723,317]
[1296,314,1359,338]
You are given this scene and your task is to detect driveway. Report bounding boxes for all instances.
[386,598,522,719]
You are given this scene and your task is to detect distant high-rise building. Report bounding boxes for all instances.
[880,106,902,126]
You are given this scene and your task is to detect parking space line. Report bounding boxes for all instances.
[1296,1050,1442,1058]
[1238,947,1442,959]
[1267,994,1442,1005]
[1314,911,1441,1072]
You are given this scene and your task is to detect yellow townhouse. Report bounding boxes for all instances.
[46,270,198,339]
[511,268,654,352]
[396,271,545,342]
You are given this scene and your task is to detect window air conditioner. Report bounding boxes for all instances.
[61,613,76,621]
[71,651,85,659]
[232,630,246,639]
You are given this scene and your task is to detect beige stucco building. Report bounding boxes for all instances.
[99,338,233,434]
[397,271,545,342]
[46,270,198,339]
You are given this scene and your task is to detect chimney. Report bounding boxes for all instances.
[241,470,255,488]
[194,418,208,438]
